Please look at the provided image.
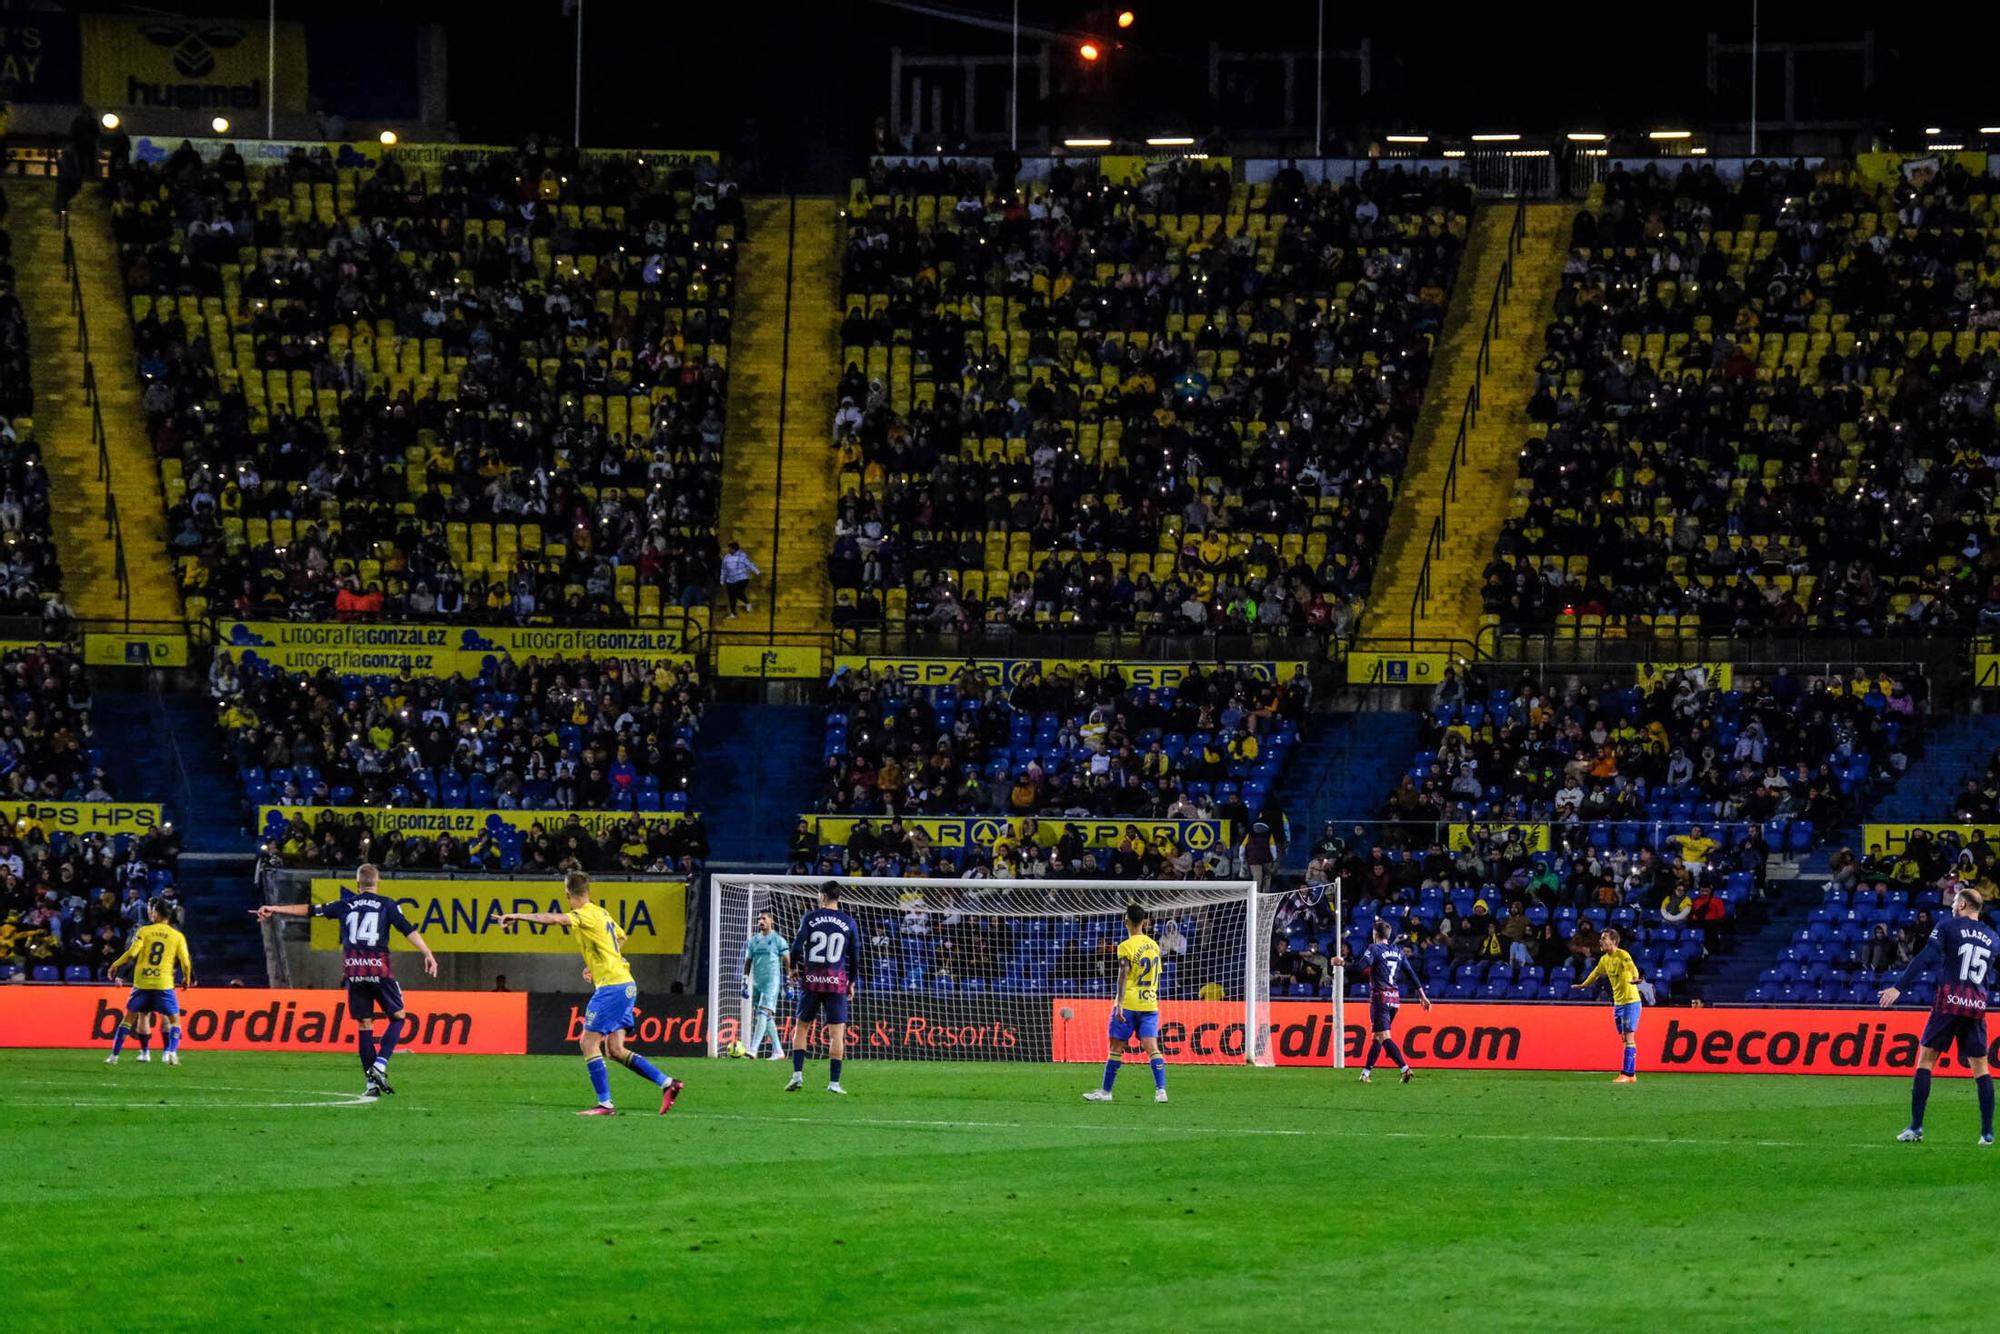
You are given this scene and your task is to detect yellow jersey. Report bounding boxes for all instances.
[1582,947,1642,1007]
[566,902,633,988]
[1116,933,1162,1013]
[116,923,192,991]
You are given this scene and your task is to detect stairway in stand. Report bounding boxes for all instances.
[718,196,843,660]
[93,685,265,981]
[1274,712,1423,867]
[10,179,180,624]
[1363,201,1572,648]
[697,703,823,864]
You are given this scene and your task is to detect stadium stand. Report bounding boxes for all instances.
[109,141,741,630]
[1271,825,1730,1003]
[830,157,1469,634]
[1386,664,1915,842]
[216,650,710,871]
[0,646,180,982]
[1261,661,1923,1003]
[0,201,69,624]
[1742,831,1995,1006]
[1489,157,2000,638]
[814,660,1309,872]
[0,645,112,801]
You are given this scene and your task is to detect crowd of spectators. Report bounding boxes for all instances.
[1382,663,1916,845]
[0,647,114,802]
[254,807,709,876]
[1492,156,2000,635]
[830,158,1469,635]
[1267,817,1741,1002]
[211,649,704,816]
[110,138,740,628]
[1948,742,2000,822]
[1758,830,2000,1005]
[0,827,182,983]
[819,660,1308,826]
[0,194,68,623]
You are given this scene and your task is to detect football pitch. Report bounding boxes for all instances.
[3,1051,1989,1329]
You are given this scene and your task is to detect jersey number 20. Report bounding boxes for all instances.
[806,930,846,964]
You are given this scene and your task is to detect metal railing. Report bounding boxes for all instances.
[1407,192,1530,646]
[58,210,133,627]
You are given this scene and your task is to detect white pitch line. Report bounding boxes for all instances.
[3,1088,376,1110]
[702,1112,1898,1151]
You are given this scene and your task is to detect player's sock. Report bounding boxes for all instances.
[1978,1074,1995,1139]
[622,1052,669,1088]
[1910,1067,1932,1131]
[1382,1039,1408,1071]
[1363,1039,1381,1069]
[374,1020,402,1069]
[829,1058,843,1086]
[1101,1055,1122,1092]
[359,1029,378,1075]
[164,1025,181,1055]
[1149,1055,1166,1092]
[1621,1046,1637,1077]
[110,1024,129,1056]
[136,1030,152,1054]
[791,1049,806,1075]
[586,1055,613,1106]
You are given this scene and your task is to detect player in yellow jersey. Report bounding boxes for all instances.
[1572,926,1645,1082]
[106,899,193,1066]
[494,869,683,1117]
[1084,903,1169,1104]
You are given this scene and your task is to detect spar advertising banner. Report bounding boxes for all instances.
[0,988,525,1054]
[527,992,1046,1059]
[1051,1000,1996,1076]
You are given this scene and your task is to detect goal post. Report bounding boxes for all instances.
[708,874,1283,1065]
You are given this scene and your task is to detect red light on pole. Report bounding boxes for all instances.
[1117,9,1135,27]
[1079,40,1101,62]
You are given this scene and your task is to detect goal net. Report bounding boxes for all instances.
[708,875,1283,1065]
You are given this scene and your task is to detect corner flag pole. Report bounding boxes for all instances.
[1331,875,1345,1070]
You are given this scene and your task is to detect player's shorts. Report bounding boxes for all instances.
[1919,1009,1990,1062]
[1612,1001,1643,1035]
[795,988,850,1027]
[1369,999,1399,1034]
[751,984,782,1015]
[1109,1008,1160,1043]
[346,977,406,1021]
[125,987,178,1017]
[583,981,639,1034]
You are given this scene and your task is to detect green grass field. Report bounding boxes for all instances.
[3,1050,1990,1329]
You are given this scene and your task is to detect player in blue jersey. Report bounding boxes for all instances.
[1879,886,1998,1145]
[1331,919,1432,1084]
[787,882,860,1094]
[255,863,437,1097]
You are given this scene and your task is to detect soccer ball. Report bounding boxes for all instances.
[726,1040,747,1059]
